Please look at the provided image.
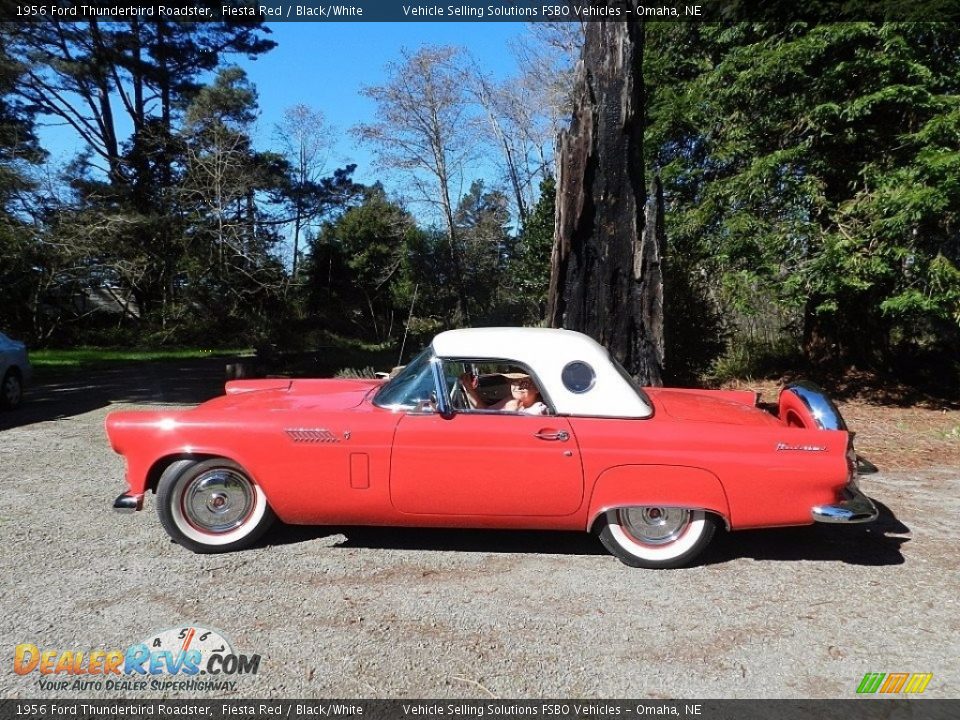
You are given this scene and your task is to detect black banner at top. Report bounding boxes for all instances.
[2,0,959,23]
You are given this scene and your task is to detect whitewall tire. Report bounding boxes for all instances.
[598,507,717,569]
[156,458,275,553]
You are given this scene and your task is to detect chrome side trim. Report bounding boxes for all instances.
[285,428,339,443]
[776,442,827,452]
[783,381,847,431]
[113,492,142,513]
[812,484,878,524]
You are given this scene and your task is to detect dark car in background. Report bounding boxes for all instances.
[0,332,31,410]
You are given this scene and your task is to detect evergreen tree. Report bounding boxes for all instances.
[306,185,414,342]
[178,67,289,342]
[0,29,44,338]
[509,175,555,324]
[647,23,960,369]
[454,179,511,317]
[8,20,274,330]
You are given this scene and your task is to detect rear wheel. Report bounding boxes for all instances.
[1,370,22,409]
[597,506,717,569]
[156,458,275,553]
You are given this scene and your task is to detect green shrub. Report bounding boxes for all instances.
[709,337,805,383]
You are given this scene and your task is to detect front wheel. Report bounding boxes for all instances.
[597,507,718,569]
[156,458,275,553]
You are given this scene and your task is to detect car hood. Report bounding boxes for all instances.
[201,378,383,412]
[648,389,781,427]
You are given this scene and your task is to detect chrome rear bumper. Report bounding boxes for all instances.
[812,483,878,524]
[113,492,143,513]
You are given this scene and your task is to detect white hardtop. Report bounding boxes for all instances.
[432,327,653,418]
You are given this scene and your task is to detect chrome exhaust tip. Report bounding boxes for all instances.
[113,492,142,513]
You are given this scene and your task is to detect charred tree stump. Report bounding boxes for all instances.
[547,15,665,385]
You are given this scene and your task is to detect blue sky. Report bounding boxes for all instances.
[248,22,530,186]
[38,22,536,197]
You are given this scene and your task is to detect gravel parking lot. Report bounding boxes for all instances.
[1,361,957,699]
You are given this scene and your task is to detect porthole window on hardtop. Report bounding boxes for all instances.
[561,361,595,393]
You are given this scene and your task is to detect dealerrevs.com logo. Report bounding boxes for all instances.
[14,625,261,692]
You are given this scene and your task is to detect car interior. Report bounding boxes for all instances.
[443,361,551,413]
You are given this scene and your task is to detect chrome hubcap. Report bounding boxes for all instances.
[619,507,690,545]
[182,469,254,534]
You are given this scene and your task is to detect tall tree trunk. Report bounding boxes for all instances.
[547,16,665,385]
[131,19,145,129]
[440,184,471,324]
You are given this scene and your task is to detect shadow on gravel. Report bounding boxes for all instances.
[703,499,909,567]
[261,499,908,565]
[0,358,233,431]
[265,524,608,557]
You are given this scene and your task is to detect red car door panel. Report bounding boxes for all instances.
[389,413,583,516]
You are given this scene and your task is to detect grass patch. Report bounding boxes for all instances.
[28,339,400,381]
[31,347,251,376]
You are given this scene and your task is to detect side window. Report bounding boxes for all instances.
[442,359,551,415]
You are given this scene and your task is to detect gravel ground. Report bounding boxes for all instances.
[1,361,957,700]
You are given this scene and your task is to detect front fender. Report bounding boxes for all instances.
[586,465,730,531]
[117,444,251,498]
[106,410,259,496]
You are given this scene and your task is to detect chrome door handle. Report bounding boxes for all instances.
[535,430,569,442]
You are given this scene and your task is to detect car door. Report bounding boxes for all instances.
[389,412,584,517]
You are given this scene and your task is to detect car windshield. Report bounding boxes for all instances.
[372,347,437,410]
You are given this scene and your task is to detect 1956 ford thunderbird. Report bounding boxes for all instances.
[107,327,877,568]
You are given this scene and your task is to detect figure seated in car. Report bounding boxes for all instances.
[459,371,548,415]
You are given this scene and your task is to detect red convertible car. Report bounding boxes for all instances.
[108,328,877,568]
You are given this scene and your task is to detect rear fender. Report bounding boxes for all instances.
[586,465,730,532]
[779,382,847,430]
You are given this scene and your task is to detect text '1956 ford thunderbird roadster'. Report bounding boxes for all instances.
[107,327,878,568]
